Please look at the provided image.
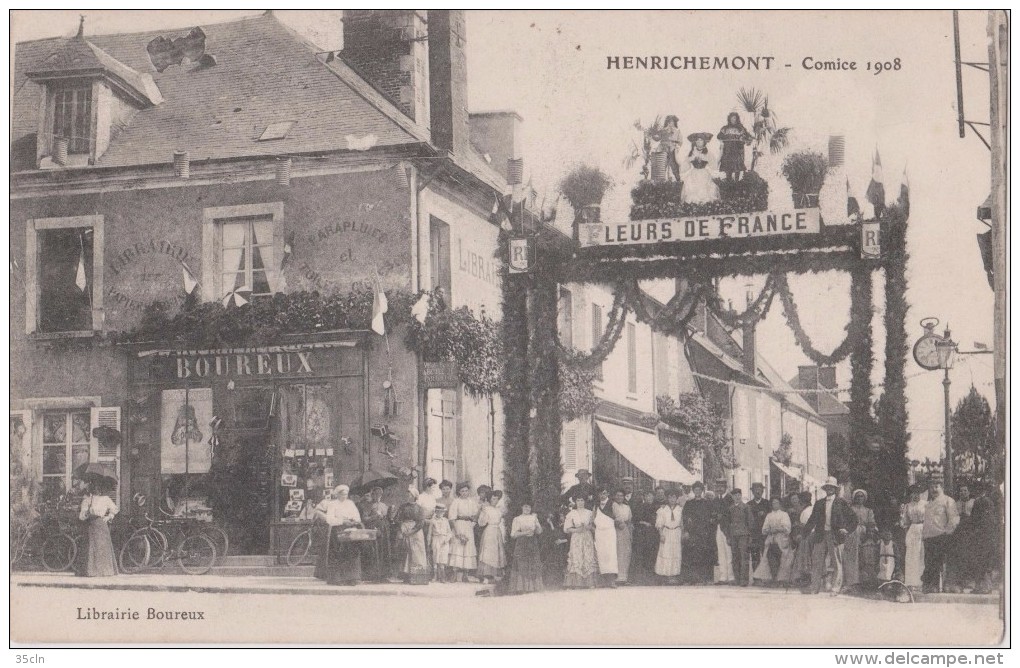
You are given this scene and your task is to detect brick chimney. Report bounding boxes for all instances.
[341,10,430,126]
[469,111,523,181]
[428,10,471,156]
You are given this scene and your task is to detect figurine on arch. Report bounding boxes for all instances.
[680,132,720,204]
[718,111,754,182]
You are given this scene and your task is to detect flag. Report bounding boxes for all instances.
[75,247,88,291]
[974,341,989,350]
[280,234,294,269]
[411,292,430,324]
[898,166,910,217]
[371,277,388,335]
[181,261,199,295]
[847,177,861,220]
[866,148,886,217]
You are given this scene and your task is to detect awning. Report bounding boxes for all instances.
[770,458,802,480]
[595,420,696,484]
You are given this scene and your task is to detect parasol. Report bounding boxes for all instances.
[350,469,399,496]
[73,462,119,488]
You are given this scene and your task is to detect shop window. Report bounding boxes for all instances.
[37,408,120,503]
[558,286,574,347]
[591,304,604,381]
[202,203,284,303]
[25,216,104,335]
[52,85,93,154]
[626,322,637,394]
[430,217,451,301]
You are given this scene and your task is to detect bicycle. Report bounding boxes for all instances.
[11,495,83,572]
[140,493,230,564]
[118,512,217,575]
[285,525,315,567]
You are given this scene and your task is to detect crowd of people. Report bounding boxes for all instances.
[269,470,1004,598]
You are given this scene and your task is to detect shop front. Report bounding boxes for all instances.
[127,334,370,557]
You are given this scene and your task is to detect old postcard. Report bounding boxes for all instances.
[9,9,1007,648]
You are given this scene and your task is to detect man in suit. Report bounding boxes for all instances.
[724,488,754,586]
[562,469,595,508]
[747,481,770,576]
[803,476,858,594]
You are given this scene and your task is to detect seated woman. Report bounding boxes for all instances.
[316,485,363,586]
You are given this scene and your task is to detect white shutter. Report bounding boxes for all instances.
[563,428,577,470]
[90,406,121,504]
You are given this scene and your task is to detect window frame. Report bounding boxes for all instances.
[52,84,94,155]
[202,203,285,303]
[25,215,104,336]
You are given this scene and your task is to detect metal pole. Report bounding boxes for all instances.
[943,367,953,494]
[953,10,966,139]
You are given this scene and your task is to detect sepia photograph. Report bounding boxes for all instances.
[7,8,1008,652]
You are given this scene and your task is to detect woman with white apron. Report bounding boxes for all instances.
[593,489,619,587]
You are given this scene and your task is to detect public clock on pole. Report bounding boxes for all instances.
[912,318,944,371]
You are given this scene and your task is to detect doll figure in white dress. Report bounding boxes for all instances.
[681,132,720,204]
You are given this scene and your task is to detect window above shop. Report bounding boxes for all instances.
[25,215,105,336]
[201,203,285,304]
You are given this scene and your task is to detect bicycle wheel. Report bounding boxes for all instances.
[176,533,216,575]
[41,532,77,572]
[202,525,230,561]
[286,530,313,567]
[119,533,151,573]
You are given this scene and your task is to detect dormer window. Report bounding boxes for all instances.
[52,84,93,155]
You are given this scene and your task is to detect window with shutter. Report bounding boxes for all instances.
[430,217,452,301]
[563,428,577,470]
[90,406,122,504]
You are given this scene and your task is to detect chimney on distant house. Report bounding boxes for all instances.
[428,10,471,157]
[797,365,836,411]
[469,111,523,181]
[341,10,430,126]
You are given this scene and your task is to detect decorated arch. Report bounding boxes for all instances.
[498,156,910,517]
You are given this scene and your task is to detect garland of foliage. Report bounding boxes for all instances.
[116,289,417,348]
[554,281,631,370]
[773,272,865,365]
[527,280,564,514]
[405,296,505,397]
[629,173,769,220]
[875,205,910,497]
[499,233,533,514]
[705,274,779,329]
[847,264,876,492]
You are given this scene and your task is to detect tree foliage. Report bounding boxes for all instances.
[950,385,998,483]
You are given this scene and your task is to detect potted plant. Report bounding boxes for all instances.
[559,164,614,225]
[781,151,829,208]
[736,87,792,172]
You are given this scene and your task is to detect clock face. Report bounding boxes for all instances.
[913,335,943,370]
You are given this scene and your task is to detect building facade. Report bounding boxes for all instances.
[11,11,516,555]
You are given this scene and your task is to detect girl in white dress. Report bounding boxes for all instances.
[900,486,927,588]
[681,133,720,204]
[655,489,684,581]
[447,483,479,581]
[753,498,794,584]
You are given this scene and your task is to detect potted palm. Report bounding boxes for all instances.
[736,87,792,172]
[781,151,829,208]
[559,165,614,225]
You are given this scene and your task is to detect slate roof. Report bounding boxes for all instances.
[12,13,427,170]
[787,374,850,417]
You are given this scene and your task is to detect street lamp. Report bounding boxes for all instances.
[935,326,958,493]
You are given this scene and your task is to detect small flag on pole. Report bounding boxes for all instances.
[280,233,294,269]
[847,177,861,221]
[898,166,910,217]
[75,247,88,292]
[411,292,430,324]
[371,276,388,335]
[866,148,886,218]
[181,261,199,295]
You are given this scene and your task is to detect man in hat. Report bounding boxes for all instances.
[562,469,595,508]
[723,488,754,586]
[747,481,770,576]
[803,476,858,594]
[921,479,959,593]
[621,476,637,505]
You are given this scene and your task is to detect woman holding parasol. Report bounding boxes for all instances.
[75,462,120,577]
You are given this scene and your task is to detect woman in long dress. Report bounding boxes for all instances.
[477,493,507,583]
[843,489,877,589]
[396,491,429,585]
[717,112,753,181]
[752,498,794,585]
[901,486,927,589]
[447,483,479,582]
[563,497,597,589]
[358,486,392,582]
[593,489,619,587]
[508,501,544,594]
[681,133,720,204]
[655,489,684,583]
[631,491,659,585]
[612,490,633,585]
[320,485,363,586]
[790,491,815,586]
[78,480,118,577]
[710,491,735,584]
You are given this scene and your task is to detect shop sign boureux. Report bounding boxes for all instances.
[175,350,314,379]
